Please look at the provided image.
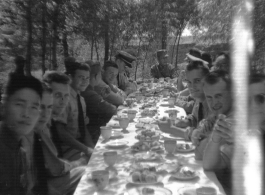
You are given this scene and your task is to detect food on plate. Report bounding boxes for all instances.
[173,166,196,178]
[135,151,161,161]
[142,187,155,195]
[136,129,160,141]
[177,143,192,150]
[138,118,156,124]
[131,141,162,152]
[131,164,158,183]
[141,108,158,117]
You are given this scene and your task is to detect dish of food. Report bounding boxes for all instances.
[135,129,160,142]
[141,108,158,117]
[171,166,199,181]
[176,143,195,153]
[127,186,172,195]
[128,166,163,184]
[134,151,162,161]
[105,140,128,148]
[131,141,163,152]
[137,118,156,124]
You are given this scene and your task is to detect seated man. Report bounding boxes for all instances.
[158,61,210,138]
[43,70,94,162]
[210,52,230,72]
[202,74,265,194]
[35,82,87,195]
[151,50,176,79]
[191,70,233,160]
[114,50,137,95]
[96,60,126,107]
[81,61,117,144]
[0,74,45,194]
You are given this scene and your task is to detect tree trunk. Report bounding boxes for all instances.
[104,2,110,62]
[25,0,33,76]
[134,38,142,81]
[52,2,59,70]
[161,1,167,49]
[62,32,69,58]
[41,0,47,74]
[91,37,94,60]
[175,33,182,68]
[171,31,179,64]
[95,39,100,60]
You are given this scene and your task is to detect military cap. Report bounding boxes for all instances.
[115,50,137,68]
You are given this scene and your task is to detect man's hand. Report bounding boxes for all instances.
[191,129,203,146]
[213,116,234,143]
[84,147,94,157]
[174,118,190,128]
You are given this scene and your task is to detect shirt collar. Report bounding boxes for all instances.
[70,86,78,98]
[0,122,34,150]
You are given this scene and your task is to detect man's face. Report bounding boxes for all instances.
[203,79,232,115]
[5,88,41,137]
[186,69,205,100]
[50,82,70,116]
[71,69,90,92]
[249,82,265,131]
[103,67,118,84]
[158,56,168,66]
[36,92,53,130]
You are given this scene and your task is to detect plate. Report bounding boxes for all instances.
[106,140,128,148]
[171,169,199,181]
[127,175,164,185]
[134,151,162,161]
[177,186,218,195]
[127,186,172,195]
[176,143,195,153]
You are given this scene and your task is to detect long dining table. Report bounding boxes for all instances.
[74,94,226,195]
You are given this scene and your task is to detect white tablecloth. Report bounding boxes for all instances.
[74,99,226,195]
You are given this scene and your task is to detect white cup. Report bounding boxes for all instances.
[164,139,176,154]
[103,151,118,166]
[91,170,109,190]
[127,109,137,121]
[168,97,176,107]
[100,126,112,140]
[196,187,217,195]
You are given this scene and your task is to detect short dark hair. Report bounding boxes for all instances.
[203,70,231,90]
[43,71,71,85]
[189,48,202,58]
[103,60,118,70]
[65,62,90,76]
[41,82,53,94]
[249,74,265,84]
[186,61,209,76]
[201,52,212,66]
[4,74,43,100]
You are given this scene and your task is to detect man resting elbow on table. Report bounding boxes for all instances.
[160,61,210,132]
[191,70,233,160]
[203,74,265,195]
[44,65,94,162]
[94,60,126,107]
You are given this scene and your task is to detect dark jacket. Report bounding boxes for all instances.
[0,123,47,195]
[150,63,176,79]
[81,86,117,144]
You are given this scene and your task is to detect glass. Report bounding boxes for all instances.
[103,151,117,167]
[164,139,176,155]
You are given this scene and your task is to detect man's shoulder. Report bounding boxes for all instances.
[151,64,159,70]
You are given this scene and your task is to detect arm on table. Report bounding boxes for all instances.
[84,126,95,148]
[39,132,88,176]
[55,122,93,157]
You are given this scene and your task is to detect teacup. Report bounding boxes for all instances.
[162,89,169,97]
[103,151,118,166]
[164,139,177,154]
[100,126,112,140]
[127,109,137,122]
[91,170,109,190]
[196,187,217,195]
[126,98,134,107]
[119,117,130,130]
[168,97,176,107]
[136,93,143,102]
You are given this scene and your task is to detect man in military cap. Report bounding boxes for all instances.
[151,50,175,79]
[114,50,137,95]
